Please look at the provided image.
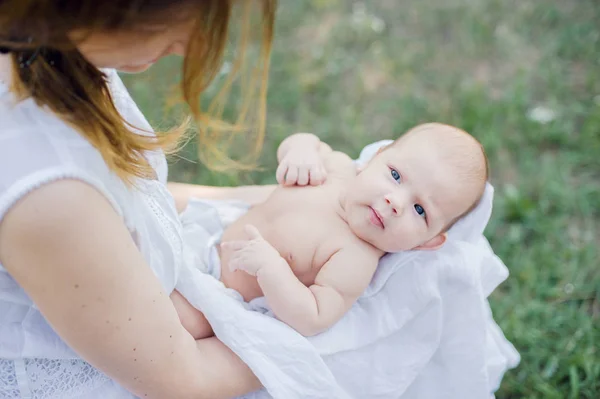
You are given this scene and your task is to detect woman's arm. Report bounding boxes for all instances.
[167,182,276,213]
[0,180,260,399]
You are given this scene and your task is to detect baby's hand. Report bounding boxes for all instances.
[222,225,284,276]
[276,148,326,186]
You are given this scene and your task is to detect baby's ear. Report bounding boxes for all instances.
[414,232,447,251]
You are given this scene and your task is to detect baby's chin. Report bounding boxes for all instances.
[347,220,411,253]
[376,243,410,254]
[364,236,411,254]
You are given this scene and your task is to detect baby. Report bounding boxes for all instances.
[171,123,488,337]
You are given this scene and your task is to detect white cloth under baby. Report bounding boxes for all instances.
[175,140,520,399]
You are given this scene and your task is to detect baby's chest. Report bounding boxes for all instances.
[265,213,344,278]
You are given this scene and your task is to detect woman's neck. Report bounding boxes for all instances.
[0,54,13,85]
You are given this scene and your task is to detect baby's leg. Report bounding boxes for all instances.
[170,289,214,340]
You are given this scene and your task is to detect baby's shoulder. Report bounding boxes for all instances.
[342,235,380,262]
[323,151,356,180]
[313,234,380,297]
[316,228,379,265]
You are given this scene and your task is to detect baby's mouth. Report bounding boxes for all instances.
[369,206,385,229]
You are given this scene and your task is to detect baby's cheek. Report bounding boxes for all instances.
[384,229,407,252]
[405,225,424,249]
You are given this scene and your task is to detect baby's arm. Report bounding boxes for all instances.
[224,225,378,336]
[259,248,378,336]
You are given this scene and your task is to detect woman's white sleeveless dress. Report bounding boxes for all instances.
[0,69,185,398]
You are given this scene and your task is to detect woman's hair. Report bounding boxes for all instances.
[0,0,276,182]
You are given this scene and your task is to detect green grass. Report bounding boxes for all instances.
[121,0,600,397]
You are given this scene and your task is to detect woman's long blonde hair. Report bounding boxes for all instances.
[0,0,276,182]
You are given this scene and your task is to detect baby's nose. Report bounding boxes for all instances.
[384,195,403,216]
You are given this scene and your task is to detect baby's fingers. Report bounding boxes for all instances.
[220,240,248,252]
[297,165,309,186]
[320,166,327,182]
[228,255,245,272]
[243,224,263,241]
[309,166,325,186]
[284,166,298,186]
[228,254,258,275]
[276,162,288,185]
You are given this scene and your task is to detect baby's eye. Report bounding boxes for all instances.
[414,204,426,218]
[390,168,401,182]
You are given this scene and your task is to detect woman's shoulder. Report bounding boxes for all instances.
[0,98,113,175]
[0,95,127,219]
[0,68,166,180]
[0,70,169,222]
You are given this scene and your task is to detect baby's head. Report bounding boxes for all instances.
[345,123,488,253]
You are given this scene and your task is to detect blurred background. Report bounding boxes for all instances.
[121,0,599,397]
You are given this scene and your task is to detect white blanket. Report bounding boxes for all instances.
[175,140,520,399]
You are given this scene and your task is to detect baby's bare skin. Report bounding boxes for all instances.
[220,158,377,303]
[172,123,489,338]
[172,149,380,338]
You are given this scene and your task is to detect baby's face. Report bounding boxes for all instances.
[344,126,485,253]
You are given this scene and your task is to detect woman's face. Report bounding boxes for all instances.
[74,17,195,73]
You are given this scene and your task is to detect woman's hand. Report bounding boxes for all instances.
[0,180,260,399]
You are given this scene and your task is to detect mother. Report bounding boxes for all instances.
[0,1,278,398]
